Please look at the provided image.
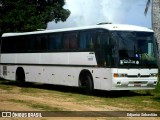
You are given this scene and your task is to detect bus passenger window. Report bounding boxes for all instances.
[2,37,15,53]
[63,34,69,49]
[63,32,78,50]
[48,33,62,51]
[70,33,78,49]
[79,30,96,50]
[35,35,48,51]
[27,35,36,51]
[79,32,87,49]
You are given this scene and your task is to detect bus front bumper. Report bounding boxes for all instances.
[111,78,158,90]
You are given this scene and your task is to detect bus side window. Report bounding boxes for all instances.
[79,32,87,49]
[63,34,70,49]
[63,32,78,50]
[1,37,13,53]
[48,33,62,51]
[48,34,55,50]
[15,36,24,52]
[79,30,96,50]
[70,33,78,49]
[35,35,48,51]
[27,35,36,51]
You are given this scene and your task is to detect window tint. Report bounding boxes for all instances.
[1,29,101,53]
[15,36,25,52]
[79,30,97,50]
[2,37,10,52]
[63,32,78,50]
[35,35,48,51]
[48,33,62,51]
[3,36,21,53]
[25,35,36,52]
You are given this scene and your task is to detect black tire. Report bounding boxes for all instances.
[16,68,25,87]
[85,75,94,95]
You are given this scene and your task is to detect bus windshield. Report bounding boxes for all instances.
[111,31,158,68]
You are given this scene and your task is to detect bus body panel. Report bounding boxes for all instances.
[1,65,80,86]
[0,64,158,91]
[1,52,97,66]
[0,64,113,90]
[92,68,112,90]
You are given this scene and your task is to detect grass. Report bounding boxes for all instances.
[0,84,13,91]
[60,82,160,110]
[48,82,160,110]
[8,99,64,111]
[20,87,41,93]
[0,79,160,111]
[0,80,15,91]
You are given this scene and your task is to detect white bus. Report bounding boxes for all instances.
[0,24,159,93]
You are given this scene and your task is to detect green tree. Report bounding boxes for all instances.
[144,0,160,63]
[0,0,70,34]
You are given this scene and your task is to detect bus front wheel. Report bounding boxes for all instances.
[79,71,94,95]
[85,75,94,95]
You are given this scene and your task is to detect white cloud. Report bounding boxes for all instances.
[47,0,151,29]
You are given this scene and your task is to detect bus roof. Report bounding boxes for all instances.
[2,24,153,37]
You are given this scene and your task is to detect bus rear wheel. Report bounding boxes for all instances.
[16,67,25,86]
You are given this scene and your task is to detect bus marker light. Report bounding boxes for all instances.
[114,73,118,78]
[114,73,126,78]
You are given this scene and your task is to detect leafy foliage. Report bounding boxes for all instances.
[0,0,70,34]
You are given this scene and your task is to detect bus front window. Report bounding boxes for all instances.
[111,31,158,68]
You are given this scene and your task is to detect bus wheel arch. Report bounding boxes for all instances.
[79,70,94,94]
[16,67,25,86]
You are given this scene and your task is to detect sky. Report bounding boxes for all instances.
[47,0,152,30]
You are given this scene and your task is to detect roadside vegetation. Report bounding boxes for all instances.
[0,79,160,111]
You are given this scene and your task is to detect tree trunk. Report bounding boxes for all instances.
[152,0,160,64]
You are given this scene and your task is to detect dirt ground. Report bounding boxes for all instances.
[0,83,159,120]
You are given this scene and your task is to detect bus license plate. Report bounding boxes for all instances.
[134,82,141,87]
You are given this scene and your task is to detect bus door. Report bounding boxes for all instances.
[95,30,113,89]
